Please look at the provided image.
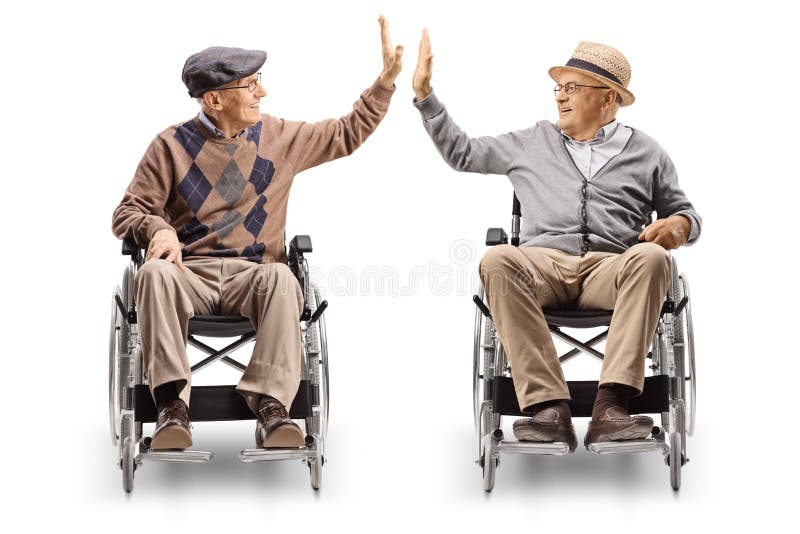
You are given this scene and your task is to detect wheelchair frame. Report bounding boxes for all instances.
[472,195,696,491]
[109,236,329,493]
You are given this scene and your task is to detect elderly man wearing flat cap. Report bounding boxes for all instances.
[412,34,701,451]
[112,17,403,450]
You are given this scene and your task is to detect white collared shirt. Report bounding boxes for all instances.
[561,120,633,179]
[198,110,246,139]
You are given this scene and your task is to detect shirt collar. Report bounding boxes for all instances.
[198,110,246,139]
[561,120,620,144]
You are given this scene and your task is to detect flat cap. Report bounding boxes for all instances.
[182,46,267,98]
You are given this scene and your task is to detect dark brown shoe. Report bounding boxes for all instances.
[584,406,654,448]
[151,399,192,450]
[513,408,578,452]
[256,397,304,448]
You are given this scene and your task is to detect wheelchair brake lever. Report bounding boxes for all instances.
[308,300,328,324]
[115,295,137,325]
[672,296,688,317]
[473,295,492,320]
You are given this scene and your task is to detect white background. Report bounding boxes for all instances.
[1,0,798,531]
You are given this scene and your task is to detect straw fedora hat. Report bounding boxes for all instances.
[549,41,635,106]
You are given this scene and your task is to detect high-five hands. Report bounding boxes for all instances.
[378,15,403,90]
[412,28,433,101]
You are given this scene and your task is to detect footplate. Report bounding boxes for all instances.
[496,440,571,456]
[239,447,317,462]
[587,439,668,455]
[137,450,214,463]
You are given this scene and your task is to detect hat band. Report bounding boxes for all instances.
[565,58,623,86]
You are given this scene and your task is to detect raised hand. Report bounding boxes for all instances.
[378,15,403,90]
[412,28,433,101]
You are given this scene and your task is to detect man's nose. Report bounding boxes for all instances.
[256,83,267,97]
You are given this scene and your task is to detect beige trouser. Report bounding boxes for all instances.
[134,257,304,413]
[479,242,670,410]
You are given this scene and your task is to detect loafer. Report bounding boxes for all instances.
[584,407,654,448]
[256,397,304,448]
[151,399,192,450]
[513,407,578,452]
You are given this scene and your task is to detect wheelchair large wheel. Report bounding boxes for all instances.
[303,283,328,489]
[679,274,697,436]
[109,286,128,446]
[474,287,496,460]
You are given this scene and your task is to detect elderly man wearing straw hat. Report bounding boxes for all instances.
[112,17,403,451]
[412,34,701,451]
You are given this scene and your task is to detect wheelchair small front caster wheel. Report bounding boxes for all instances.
[122,437,136,493]
[482,454,497,492]
[668,432,682,490]
[308,457,322,490]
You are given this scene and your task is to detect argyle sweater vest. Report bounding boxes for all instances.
[113,80,393,263]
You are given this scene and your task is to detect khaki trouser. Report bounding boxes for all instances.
[134,257,304,413]
[479,242,670,410]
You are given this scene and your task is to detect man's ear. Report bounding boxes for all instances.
[602,89,619,110]
[203,91,223,111]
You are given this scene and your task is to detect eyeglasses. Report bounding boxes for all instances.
[554,81,608,95]
[216,72,262,93]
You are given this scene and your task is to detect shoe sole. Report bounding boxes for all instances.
[513,421,578,452]
[258,424,305,448]
[584,418,653,448]
[150,426,192,450]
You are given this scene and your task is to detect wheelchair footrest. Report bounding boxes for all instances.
[137,450,214,463]
[491,375,669,417]
[134,383,313,422]
[239,447,317,462]
[496,440,571,456]
[587,439,668,455]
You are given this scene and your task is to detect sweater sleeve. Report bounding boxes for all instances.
[111,137,176,248]
[279,78,394,174]
[653,150,702,245]
[413,90,526,175]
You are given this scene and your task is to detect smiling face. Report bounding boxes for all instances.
[218,72,267,129]
[555,70,618,141]
[202,72,267,137]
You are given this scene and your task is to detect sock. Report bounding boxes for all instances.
[591,383,638,420]
[524,399,572,421]
[154,381,180,410]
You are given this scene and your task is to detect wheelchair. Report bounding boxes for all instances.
[472,195,696,491]
[108,235,329,493]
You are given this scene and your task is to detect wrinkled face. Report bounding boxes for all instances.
[555,70,614,139]
[216,72,267,130]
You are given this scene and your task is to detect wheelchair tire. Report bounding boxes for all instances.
[680,275,697,436]
[309,457,322,490]
[482,451,497,492]
[109,287,126,446]
[669,431,681,491]
[122,436,135,493]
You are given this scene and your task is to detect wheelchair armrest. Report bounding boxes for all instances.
[122,237,141,256]
[287,235,314,321]
[485,228,509,246]
[290,235,313,254]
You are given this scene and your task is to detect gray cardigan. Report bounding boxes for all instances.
[415,91,702,255]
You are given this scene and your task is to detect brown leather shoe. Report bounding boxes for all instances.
[584,406,654,448]
[151,399,192,450]
[256,397,304,448]
[512,408,578,452]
